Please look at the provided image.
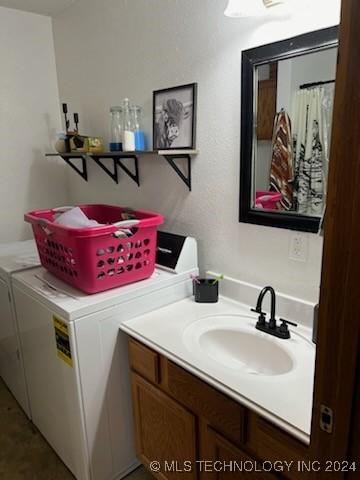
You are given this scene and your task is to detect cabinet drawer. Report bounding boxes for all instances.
[129,339,160,384]
[166,361,245,445]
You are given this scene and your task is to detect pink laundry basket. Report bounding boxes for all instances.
[255,191,282,210]
[25,204,164,294]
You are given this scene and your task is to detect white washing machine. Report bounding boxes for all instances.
[12,233,198,480]
[0,239,40,418]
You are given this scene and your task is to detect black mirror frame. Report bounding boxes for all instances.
[239,26,339,233]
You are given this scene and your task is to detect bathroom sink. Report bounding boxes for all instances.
[182,314,299,376]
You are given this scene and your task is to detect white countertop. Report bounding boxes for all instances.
[120,295,315,445]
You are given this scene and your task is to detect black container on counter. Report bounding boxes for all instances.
[194,279,219,303]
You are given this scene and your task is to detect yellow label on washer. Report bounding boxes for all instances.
[53,316,73,367]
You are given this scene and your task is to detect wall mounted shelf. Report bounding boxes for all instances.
[46,150,198,190]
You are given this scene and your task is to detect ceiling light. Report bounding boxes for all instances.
[263,0,286,7]
[224,0,292,18]
[224,0,267,18]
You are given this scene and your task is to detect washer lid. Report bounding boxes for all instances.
[12,265,198,322]
[0,240,40,280]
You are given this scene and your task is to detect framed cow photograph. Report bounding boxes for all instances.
[153,83,197,150]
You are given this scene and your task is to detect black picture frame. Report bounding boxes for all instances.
[239,27,339,233]
[153,83,197,151]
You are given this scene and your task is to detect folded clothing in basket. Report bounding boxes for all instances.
[55,207,102,228]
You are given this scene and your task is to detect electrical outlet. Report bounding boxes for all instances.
[289,234,308,262]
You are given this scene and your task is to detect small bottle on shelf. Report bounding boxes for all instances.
[131,105,146,151]
[109,106,123,152]
[122,98,135,151]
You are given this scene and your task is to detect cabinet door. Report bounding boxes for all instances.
[257,63,278,141]
[200,423,277,480]
[248,418,309,480]
[131,372,197,480]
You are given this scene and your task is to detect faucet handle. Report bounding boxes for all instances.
[251,308,266,327]
[279,319,298,335]
[280,319,298,327]
[251,308,264,315]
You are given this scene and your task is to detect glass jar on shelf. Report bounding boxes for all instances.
[122,98,135,151]
[109,106,123,152]
[131,105,146,151]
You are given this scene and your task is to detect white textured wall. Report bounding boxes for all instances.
[52,0,341,302]
[0,7,68,242]
[277,48,338,112]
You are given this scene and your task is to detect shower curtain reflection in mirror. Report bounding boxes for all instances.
[254,72,336,218]
[292,83,335,216]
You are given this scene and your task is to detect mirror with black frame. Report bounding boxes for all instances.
[240,27,338,233]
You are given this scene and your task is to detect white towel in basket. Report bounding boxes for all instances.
[54,207,101,228]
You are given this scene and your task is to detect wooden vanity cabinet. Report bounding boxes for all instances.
[128,338,309,480]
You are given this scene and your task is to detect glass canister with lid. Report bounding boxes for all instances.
[131,105,146,151]
[109,106,123,151]
[122,98,136,151]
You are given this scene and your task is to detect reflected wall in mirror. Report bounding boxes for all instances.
[240,27,339,233]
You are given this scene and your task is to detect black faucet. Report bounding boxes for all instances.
[251,286,297,339]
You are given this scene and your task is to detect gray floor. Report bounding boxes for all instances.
[0,378,152,480]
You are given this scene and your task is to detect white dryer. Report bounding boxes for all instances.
[0,239,40,417]
[12,232,198,480]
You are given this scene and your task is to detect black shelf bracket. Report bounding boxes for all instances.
[116,155,140,186]
[91,156,118,184]
[47,150,197,189]
[61,155,88,181]
[164,154,192,191]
